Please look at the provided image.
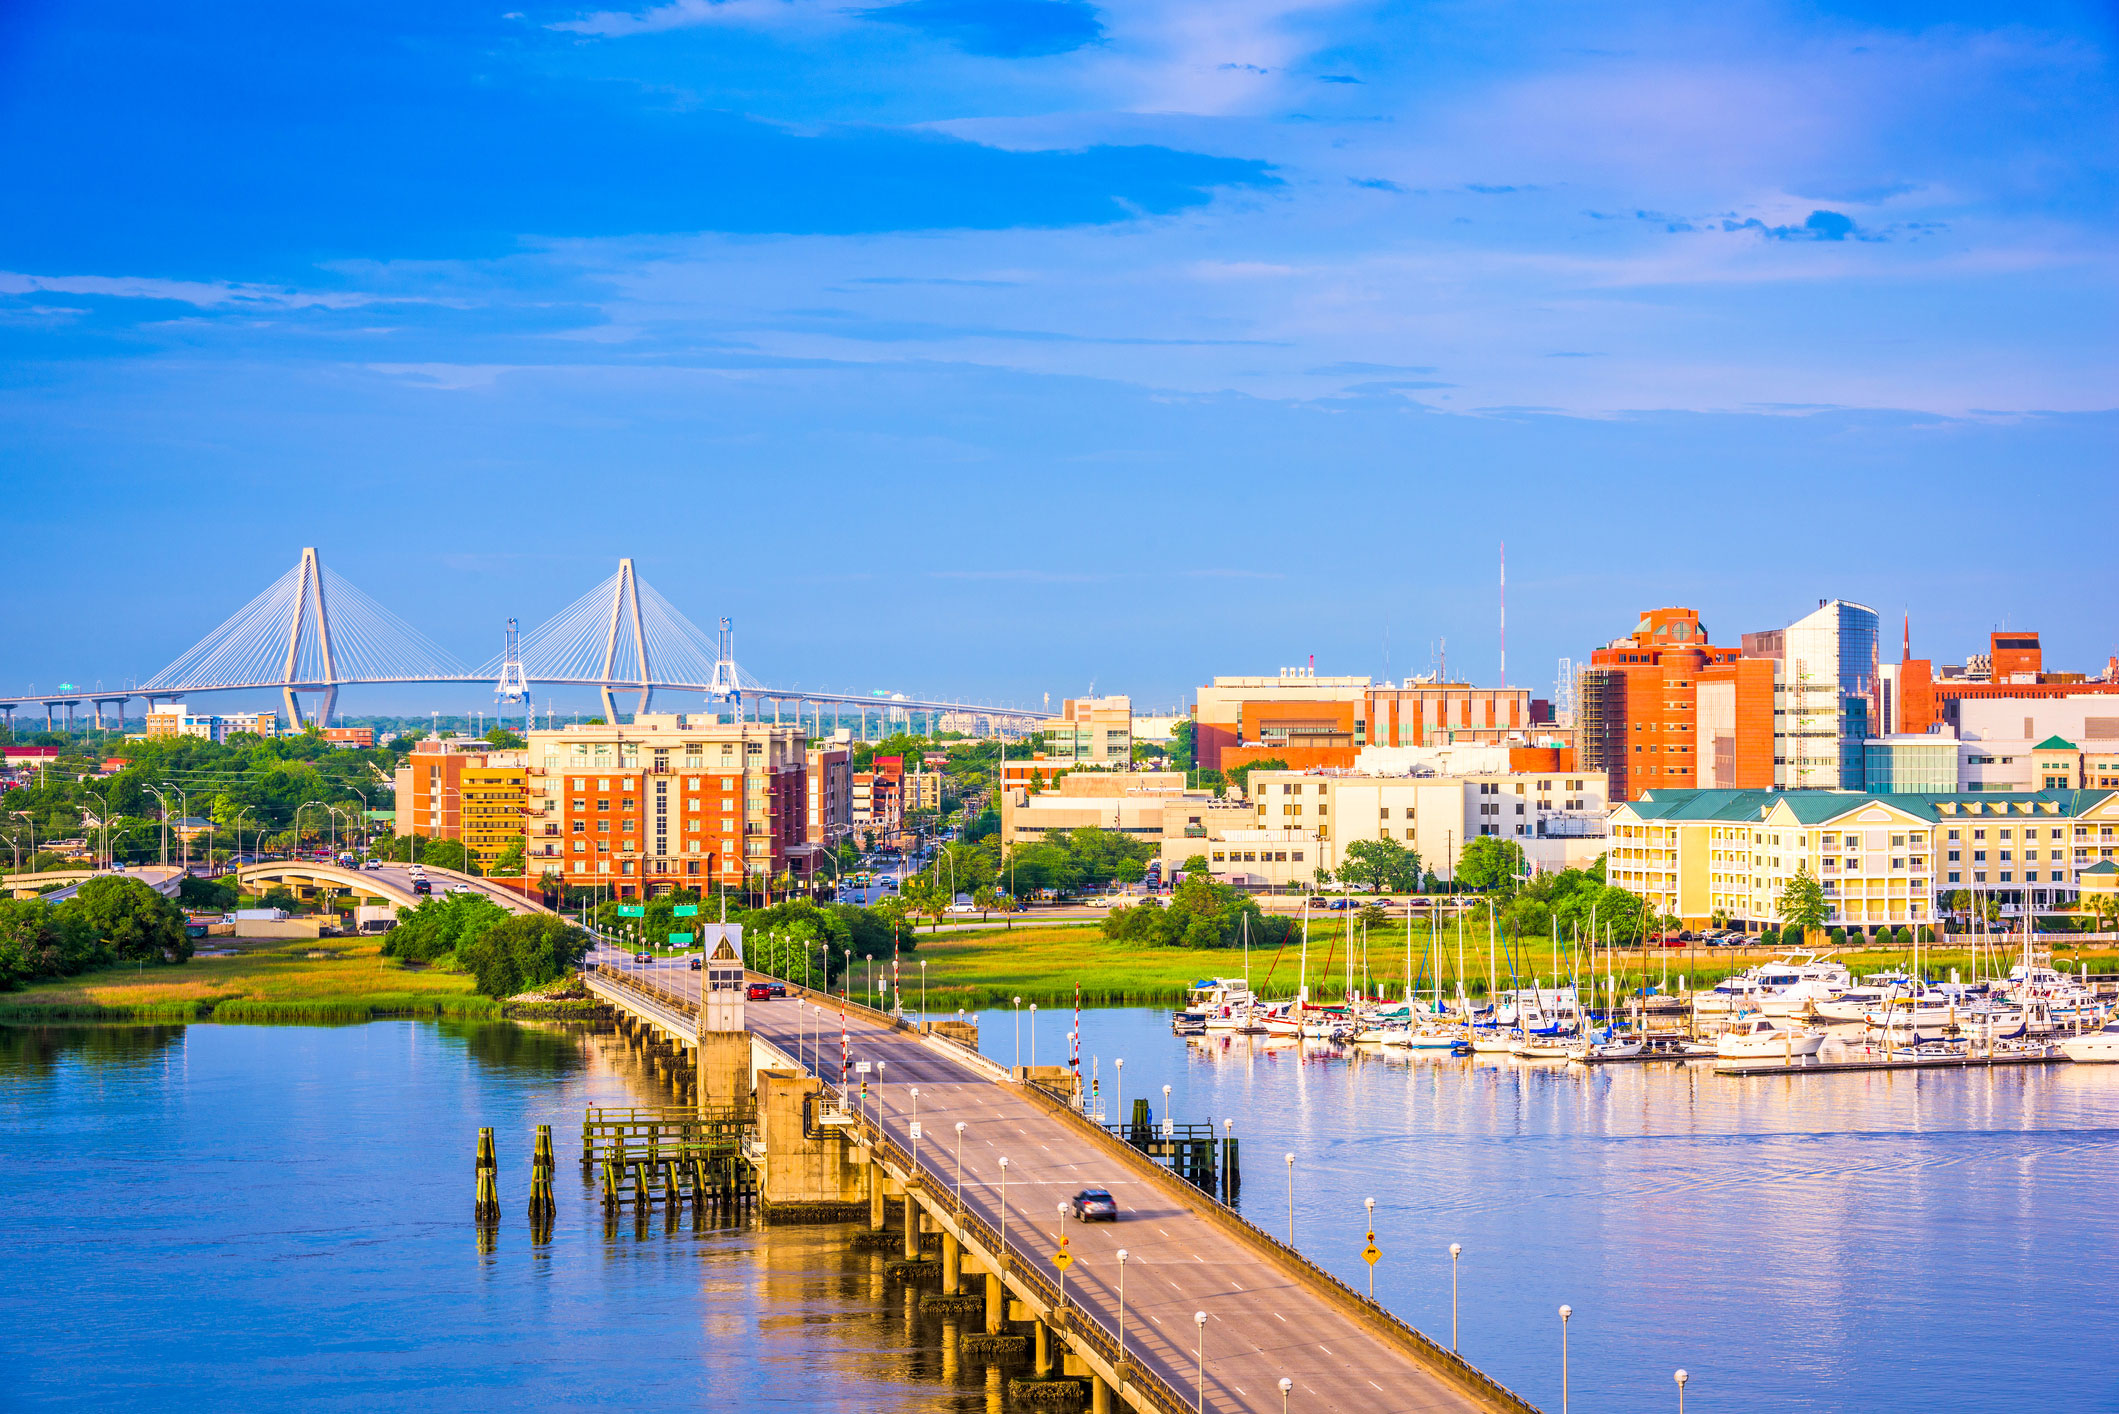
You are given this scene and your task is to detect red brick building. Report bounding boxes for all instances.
[1579,607,1777,800]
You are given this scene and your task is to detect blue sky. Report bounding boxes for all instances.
[1,0,2114,716]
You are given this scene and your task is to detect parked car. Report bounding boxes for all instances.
[946,901,979,914]
[1070,1188,1119,1222]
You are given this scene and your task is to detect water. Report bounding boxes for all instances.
[0,1021,993,1411]
[7,1012,2119,1412]
[990,1005,2119,1412]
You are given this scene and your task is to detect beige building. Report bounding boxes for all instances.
[1041,695,1134,765]
[143,709,280,742]
[1242,766,1610,886]
[999,771,1193,849]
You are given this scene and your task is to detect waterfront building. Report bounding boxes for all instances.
[526,715,809,898]
[999,771,1193,850]
[391,737,499,848]
[459,762,528,874]
[1607,786,2119,931]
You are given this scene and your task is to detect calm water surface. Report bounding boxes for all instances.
[6,1010,2119,1412]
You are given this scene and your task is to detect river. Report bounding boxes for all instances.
[4,1010,2117,1412]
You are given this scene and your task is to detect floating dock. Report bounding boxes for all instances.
[1716,1047,2068,1077]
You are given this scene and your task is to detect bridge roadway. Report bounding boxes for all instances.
[588,946,1529,1414]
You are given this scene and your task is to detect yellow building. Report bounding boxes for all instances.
[460,764,528,873]
[1608,786,2119,934]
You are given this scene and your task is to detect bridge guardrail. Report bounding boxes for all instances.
[856,1118,1198,1414]
[1013,1081,1543,1414]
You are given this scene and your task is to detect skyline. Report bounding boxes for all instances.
[2,0,2114,711]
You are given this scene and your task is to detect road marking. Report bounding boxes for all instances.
[1275,1313,1285,1322]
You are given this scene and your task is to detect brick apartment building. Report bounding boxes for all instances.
[527,716,809,898]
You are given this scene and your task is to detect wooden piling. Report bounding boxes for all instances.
[474,1127,500,1224]
[529,1123,556,1226]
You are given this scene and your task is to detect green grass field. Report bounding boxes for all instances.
[0,939,499,1023]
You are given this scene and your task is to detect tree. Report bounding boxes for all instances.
[490,838,526,877]
[459,913,590,998]
[381,892,509,963]
[1777,865,1829,938]
[1312,865,1334,891]
[482,727,528,750]
[972,885,999,919]
[1170,720,1196,773]
[900,878,947,931]
[0,899,108,989]
[1225,757,1287,797]
[1456,837,1527,894]
[1337,838,1423,894]
[68,876,191,964]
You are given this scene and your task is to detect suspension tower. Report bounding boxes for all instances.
[597,558,652,723]
[495,617,529,725]
[282,547,339,729]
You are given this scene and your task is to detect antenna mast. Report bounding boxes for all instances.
[1499,541,1507,687]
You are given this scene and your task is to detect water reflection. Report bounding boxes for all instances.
[0,1022,184,1077]
[970,1007,2119,1413]
[439,1017,588,1076]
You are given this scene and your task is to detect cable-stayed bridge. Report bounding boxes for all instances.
[1,548,1042,733]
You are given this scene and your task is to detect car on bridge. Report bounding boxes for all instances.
[1070,1188,1119,1222]
[745,983,773,1000]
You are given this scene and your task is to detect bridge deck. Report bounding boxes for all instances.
[590,948,1530,1414]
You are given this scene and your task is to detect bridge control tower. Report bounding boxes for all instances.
[697,925,750,1110]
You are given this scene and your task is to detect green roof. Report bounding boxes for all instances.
[2082,861,2119,877]
[1624,786,2117,826]
[2034,735,2078,751]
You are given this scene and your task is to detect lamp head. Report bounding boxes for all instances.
[1284,1152,1295,1165]
[955,1121,966,1134]
[1195,1311,1207,1327]
[1675,1371,1688,1387]
[1117,1248,1127,1263]
[1279,1378,1292,1394]
[1450,1242,1461,1258]
[1559,1304,1572,1320]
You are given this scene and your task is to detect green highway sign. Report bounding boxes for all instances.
[668,932,694,946]
[616,904,645,918]
[672,904,699,918]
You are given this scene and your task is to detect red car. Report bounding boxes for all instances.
[746,983,773,1001]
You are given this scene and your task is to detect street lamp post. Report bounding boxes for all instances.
[1675,1369,1689,1412]
[1279,1376,1292,1413]
[997,1156,1010,1265]
[1194,1310,1207,1414]
[954,1121,967,1223]
[1116,1248,1128,1372]
[1449,1243,1462,1351]
[1285,1152,1296,1245]
[1364,1197,1376,1298]
[920,958,927,1024]
[1013,996,1022,1071]
[1056,1202,1071,1311]
[1029,1002,1038,1067]
[1559,1305,1572,1414]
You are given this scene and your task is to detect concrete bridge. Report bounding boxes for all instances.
[4,865,186,902]
[232,860,552,916]
[582,948,1540,1414]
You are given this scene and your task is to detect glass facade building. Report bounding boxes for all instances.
[1781,599,1881,790]
[1862,736,1959,794]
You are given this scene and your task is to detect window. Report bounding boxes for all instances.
[597,799,610,812]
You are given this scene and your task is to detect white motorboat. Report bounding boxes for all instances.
[2062,1021,2119,1063]
[1861,992,1963,1043]
[1469,1029,1517,1054]
[1715,1014,1828,1062]
[1811,974,1911,1024]
[1510,1037,1575,1060]
[1569,1037,1645,1063]
[1187,978,1261,1031]
[1696,954,1850,1017]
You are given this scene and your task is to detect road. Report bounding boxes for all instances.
[38,865,186,903]
[591,943,1499,1414]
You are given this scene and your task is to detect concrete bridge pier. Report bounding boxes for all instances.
[983,1272,1006,1335]
[1032,1320,1053,1379]
[697,1031,750,1110]
[869,1160,888,1229]
[902,1192,922,1260]
[941,1230,961,1295]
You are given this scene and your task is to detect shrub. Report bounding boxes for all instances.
[381,893,509,963]
[458,914,592,998]
[68,876,192,964]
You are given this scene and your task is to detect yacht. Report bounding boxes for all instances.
[2062,1021,2119,1063]
[1494,986,1581,1035]
[1715,1014,1828,1063]
[1812,975,1910,1025]
[1186,978,1260,1031]
[1696,955,1851,1017]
